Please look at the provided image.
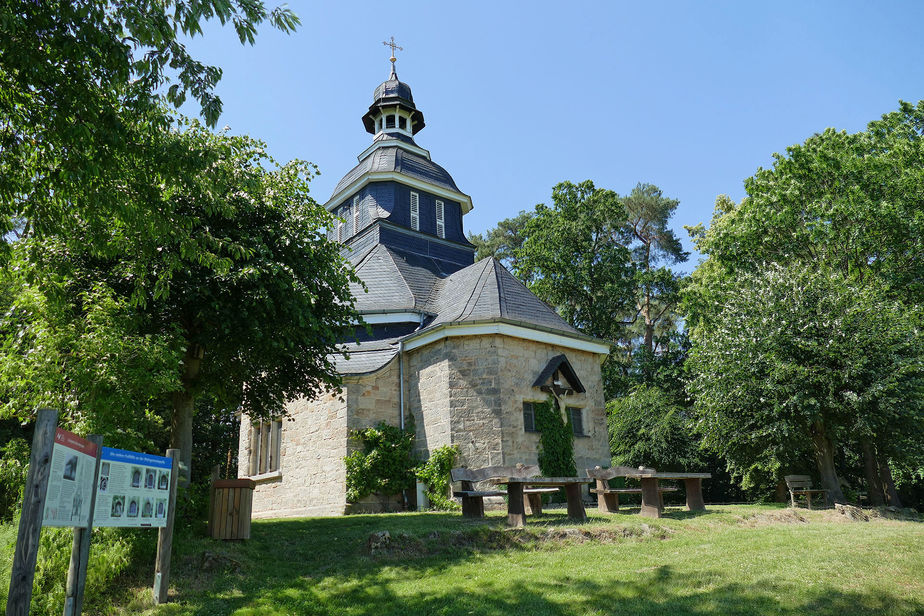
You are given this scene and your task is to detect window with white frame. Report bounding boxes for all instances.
[410,192,420,230]
[249,419,282,475]
[566,406,585,436]
[353,195,360,234]
[435,200,445,238]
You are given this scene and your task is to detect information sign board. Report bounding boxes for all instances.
[93,447,172,528]
[42,428,98,528]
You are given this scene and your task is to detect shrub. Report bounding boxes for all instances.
[0,437,30,521]
[535,396,576,478]
[0,521,149,614]
[344,423,417,503]
[416,445,460,511]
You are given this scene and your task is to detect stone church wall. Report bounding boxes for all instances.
[241,387,350,519]
[406,333,610,475]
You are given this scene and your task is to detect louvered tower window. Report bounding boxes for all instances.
[435,200,445,238]
[410,192,419,230]
[353,195,360,234]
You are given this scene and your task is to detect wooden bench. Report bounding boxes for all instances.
[586,466,677,513]
[451,465,541,518]
[785,475,829,509]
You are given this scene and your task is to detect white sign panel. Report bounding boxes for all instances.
[93,447,171,528]
[42,429,98,528]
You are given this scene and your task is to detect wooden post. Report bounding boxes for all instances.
[153,449,180,604]
[63,435,103,616]
[684,478,706,512]
[639,477,662,519]
[506,482,525,528]
[6,409,57,616]
[564,483,586,521]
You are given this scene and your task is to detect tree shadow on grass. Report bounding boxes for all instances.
[169,563,923,616]
[158,512,922,615]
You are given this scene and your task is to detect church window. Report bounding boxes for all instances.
[567,407,585,436]
[398,116,407,130]
[249,419,282,475]
[435,200,445,238]
[410,192,420,230]
[386,114,396,129]
[522,402,538,432]
[353,195,360,232]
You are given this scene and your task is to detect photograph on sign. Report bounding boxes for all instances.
[93,447,171,528]
[42,428,98,528]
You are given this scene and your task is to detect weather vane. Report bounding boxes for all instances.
[383,36,403,67]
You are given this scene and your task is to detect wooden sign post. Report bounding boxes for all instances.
[153,449,179,604]
[6,409,57,616]
[63,434,103,616]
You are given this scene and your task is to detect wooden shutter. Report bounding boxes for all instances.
[410,192,419,230]
[436,200,445,238]
[353,195,360,233]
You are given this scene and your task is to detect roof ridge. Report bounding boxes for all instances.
[490,258,507,319]
[455,258,495,322]
[381,246,418,308]
[491,260,577,332]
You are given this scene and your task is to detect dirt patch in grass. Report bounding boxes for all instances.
[366,523,671,559]
[737,508,808,527]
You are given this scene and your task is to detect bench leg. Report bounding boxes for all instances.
[684,478,706,511]
[598,492,619,513]
[525,493,543,515]
[807,492,812,510]
[461,496,485,518]
[507,483,526,528]
[640,478,662,518]
[565,483,586,521]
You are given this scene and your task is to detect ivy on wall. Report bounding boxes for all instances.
[344,422,417,503]
[535,395,577,477]
[415,444,460,510]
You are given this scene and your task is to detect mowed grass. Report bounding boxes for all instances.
[109,504,922,616]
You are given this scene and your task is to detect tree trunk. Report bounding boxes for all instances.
[170,344,203,486]
[811,421,845,504]
[643,320,655,355]
[861,439,885,506]
[877,456,902,508]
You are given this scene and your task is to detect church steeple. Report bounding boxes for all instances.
[361,40,425,139]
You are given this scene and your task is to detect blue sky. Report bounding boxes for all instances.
[181,1,924,271]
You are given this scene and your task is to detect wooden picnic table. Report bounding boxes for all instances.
[490,476,593,527]
[618,471,712,518]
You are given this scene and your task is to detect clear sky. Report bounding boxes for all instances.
[180,1,924,271]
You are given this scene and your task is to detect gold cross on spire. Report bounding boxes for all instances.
[383,36,403,65]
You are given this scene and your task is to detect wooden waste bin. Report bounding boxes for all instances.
[209,478,255,540]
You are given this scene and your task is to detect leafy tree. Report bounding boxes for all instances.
[687,101,924,502]
[622,183,688,355]
[467,210,534,272]
[0,122,360,481]
[515,180,635,341]
[0,0,298,277]
[687,263,924,501]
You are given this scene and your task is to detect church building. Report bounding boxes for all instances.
[238,57,612,517]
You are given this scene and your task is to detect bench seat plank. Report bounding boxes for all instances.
[453,490,506,498]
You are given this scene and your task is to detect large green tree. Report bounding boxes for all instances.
[0,0,297,279]
[687,263,924,502]
[515,180,636,341]
[687,101,924,503]
[622,183,688,355]
[0,122,360,480]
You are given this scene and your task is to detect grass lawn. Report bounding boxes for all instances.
[66,505,924,615]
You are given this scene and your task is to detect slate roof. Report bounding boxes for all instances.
[332,145,461,198]
[424,257,580,334]
[335,252,591,374]
[334,337,400,375]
